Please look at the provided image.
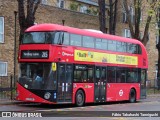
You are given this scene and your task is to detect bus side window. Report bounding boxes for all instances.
[117,42,127,52]
[95,38,102,49]
[126,68,138,83]
[62,32,69,45]
[74,65,87,82]
[53,32,61,44]
[127,43,138,54]
[83,36,94,48]
[87,66,94,83]
[116,68,126,83]
[70,34,82,46]
[138,45,142,54]
[107,67,116,83]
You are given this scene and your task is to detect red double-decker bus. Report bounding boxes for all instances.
[16,24,147,106]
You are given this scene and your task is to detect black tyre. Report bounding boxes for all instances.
[75,90,85,107]
[129,89,136,103]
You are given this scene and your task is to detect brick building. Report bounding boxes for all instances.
[0,0,158,86]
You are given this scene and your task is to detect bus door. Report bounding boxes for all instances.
[94,66,106,102]
[140,69,147,98]
[57,63,73,103]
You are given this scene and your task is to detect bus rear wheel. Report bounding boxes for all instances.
[129,89,136,103]
[75,90,85,107]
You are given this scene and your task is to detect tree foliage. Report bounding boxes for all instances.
[17,0,41,41]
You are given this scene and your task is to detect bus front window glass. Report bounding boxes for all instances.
[22,32,45,44]
[22,32,56,44]
[19,63,56,90]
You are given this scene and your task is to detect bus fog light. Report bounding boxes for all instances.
[44,92,51,100]
[54,93,56,99]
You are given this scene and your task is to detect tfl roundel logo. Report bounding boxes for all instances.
[119,89,123,96]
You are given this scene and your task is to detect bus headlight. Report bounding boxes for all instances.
[44,92,51,100]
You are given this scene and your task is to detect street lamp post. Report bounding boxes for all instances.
[62,20,65,26]
[14,11,17,88]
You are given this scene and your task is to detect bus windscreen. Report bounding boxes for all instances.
[19,63,57,90]
[22,32,62,44]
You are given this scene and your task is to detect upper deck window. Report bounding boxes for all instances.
[83,36,94,48]
[108,40,116,51]
[70,34,82,46]
[117,42,127,52]
[62,32,69,45]
[22,32,61,44]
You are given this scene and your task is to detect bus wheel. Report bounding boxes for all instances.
[75,90,85,107]
[129,89,136,103]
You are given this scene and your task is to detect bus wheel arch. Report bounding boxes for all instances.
[75,89,85,107]
[129,88,137,103]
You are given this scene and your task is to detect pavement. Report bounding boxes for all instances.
[0,94,160,105]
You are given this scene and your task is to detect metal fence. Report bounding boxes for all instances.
[0,75,16,100]
[146,79,160,94]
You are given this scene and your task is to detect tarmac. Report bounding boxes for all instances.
[0,94,160,105]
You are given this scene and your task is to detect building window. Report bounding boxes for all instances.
[0,17,4,43]
[80,5,88,13]
[122,11,127,23]
[123,29,131,38]
[122,5,135,24]
[41,0,48,5]
[156,35,159,45]
[0,62,7,76]
[130,7,135,24]
[57,0,65,8]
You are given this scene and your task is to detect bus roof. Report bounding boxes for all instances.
[25,23,143,45]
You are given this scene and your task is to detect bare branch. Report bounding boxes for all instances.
[123,0,135,38]
[33,0,41,17]
[17,0,25,29]
[98,0,106,33]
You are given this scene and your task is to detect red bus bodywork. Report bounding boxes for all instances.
[17,24,148,105]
